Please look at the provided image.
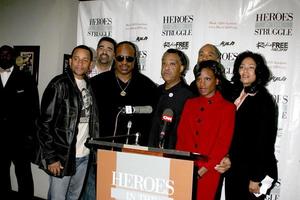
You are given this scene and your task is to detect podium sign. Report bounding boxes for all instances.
[97,149,194,200]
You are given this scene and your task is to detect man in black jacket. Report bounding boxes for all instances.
[36,45,99,200]
[0,45,40,199]
[148,48,194,149]
[91,41,158,146]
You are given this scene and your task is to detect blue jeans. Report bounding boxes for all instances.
[80,163,96,200]
[48,155,89,200]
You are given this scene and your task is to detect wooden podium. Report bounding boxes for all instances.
[87,140,205,200]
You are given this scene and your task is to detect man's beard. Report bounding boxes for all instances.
[98,54,110,64]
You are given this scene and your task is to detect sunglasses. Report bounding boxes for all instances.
[115,55,135,63]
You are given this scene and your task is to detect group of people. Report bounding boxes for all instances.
[1,36,278,200]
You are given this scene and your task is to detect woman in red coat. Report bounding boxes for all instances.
[176,60,236,200]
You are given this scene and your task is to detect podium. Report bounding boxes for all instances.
[86,140,206,200]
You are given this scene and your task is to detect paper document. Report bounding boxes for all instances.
[254,175,274,197]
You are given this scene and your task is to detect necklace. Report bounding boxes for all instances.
[116,76,131,96]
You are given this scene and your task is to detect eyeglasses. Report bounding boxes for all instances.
[115,55,135,63]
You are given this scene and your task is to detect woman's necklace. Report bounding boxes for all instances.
[116,76,131,96]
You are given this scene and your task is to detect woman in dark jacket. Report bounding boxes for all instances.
[225,51,278,200]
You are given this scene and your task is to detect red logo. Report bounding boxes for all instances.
[162,115,173,122]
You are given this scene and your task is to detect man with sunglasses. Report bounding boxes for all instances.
[92,41,157,145]
[88,41,158,198]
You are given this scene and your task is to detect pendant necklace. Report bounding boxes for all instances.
[116,76,131,96]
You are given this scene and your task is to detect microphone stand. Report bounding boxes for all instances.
[159,134,165,149]
[112,108,123,143]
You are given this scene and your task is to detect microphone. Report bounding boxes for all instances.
[125,120,132,144]
[134,132,140,145]
[122,105,153,114]
[159,108,174,148]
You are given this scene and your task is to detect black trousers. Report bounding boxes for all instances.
[2,153,34,200]
[225,167,266,200]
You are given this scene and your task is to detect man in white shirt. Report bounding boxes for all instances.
[88,37,117,78]
[36,45,99,200]
[0,45,39,199]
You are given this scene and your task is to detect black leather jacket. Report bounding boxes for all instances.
[36,68,99,176]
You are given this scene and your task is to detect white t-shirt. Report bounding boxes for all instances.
[75,78,92,157]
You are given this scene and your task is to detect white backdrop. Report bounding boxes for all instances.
[77,0,300,199]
